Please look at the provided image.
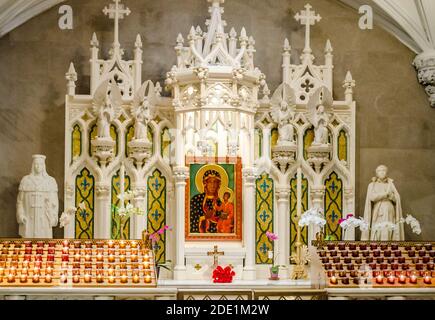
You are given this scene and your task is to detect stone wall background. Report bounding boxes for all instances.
[0,0,434,239]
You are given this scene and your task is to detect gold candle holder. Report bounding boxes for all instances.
[45,274,52,283]
[132,274,140,284]
[60,274,68,284]
[32,275,40,283]
[20,274,27,283]
[108,275,115,284]
[84,273,91,283]
[144,274,152,284]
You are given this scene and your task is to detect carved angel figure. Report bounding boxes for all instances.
[307,87,333,146]
[270,84,296,145]
[131,81,157,141]
[91,81,122,139]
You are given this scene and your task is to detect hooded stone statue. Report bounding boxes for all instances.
[16,155,59,238]
[361,165,404,241]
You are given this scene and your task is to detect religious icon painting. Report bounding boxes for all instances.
[185,157,242,241]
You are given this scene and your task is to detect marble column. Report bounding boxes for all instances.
[309,186,325,243]
[94,184,111,239]
[242,167,257,280]
[276,187,291,279]
[131,185,147,240]
[173,167,189,280]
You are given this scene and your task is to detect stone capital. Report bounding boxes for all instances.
[242,167,257,184]
[276,187,291,200]
[310,186,325,199]
[95,184,110,197]
[414,49,435,108]
[173,167,189,183]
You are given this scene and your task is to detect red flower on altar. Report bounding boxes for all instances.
[212,266,236,283]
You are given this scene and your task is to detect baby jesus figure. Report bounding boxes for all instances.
[216,192,234,234]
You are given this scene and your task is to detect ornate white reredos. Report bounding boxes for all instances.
[63,0,359,277]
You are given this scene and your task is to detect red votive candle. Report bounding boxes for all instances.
[330,276,338,285]
[376,275,384,284]
[399,274,407,284]
[388,275,396,285]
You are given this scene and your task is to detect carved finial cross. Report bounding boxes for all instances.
[207,245,225,266]
[103,0,131,50]
[294,4,321,55]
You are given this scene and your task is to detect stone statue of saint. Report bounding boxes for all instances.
[312,104,330,145]
[270,84,296,146]
[361,165,404,241]
[133,97,152,141]
[96,94,115,139]
[307,86,333,146]
[16,155,59,238]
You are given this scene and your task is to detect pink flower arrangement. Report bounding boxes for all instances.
[150,225,172,242]
[266,231,278,241]
[338,214,354,225]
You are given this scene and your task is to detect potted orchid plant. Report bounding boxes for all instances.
[339,214,421,239]
[266,231,283,280]
[149,225,173,278]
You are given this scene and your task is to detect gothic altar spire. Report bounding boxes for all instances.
[103,0,131,57]
[172,0,257,70]
[295,3,321,62]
